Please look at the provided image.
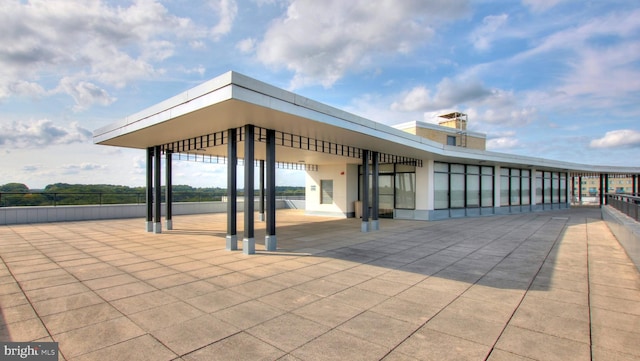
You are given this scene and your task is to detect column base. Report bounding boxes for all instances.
[370,220,379,231]
[166,220,173,231]
[361,221,369,233]
[243,238,255,255]
[226,235,238,251]
[154,222,162,234]
[265,235,277,251]
[259,213,265,222]
[146,221,153,232]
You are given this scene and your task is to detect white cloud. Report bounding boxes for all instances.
[522,0,566,13]
[61,163,107,175]
[210,0,238,40]
[0,119,91,148]
[236,38,256,53]
[0,0,205,109]
[55,78,116,111]
[590,130,640,149]
[470,14,508,51]
[391,78,493,112]
[254,0,469,88]
[486,131,520,149]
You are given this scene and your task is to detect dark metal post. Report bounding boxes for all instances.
[259,160,265,222]
[599,173,604,207]
[166,150,173,230]
[371,151,379,231]
[605,174,609,205]
[361,149,369,232]
[154,145,162,233]
[243,124,255,254]
[146,147,153,231]
[265,129,277,251]
[226,128,238,250]
[578,176,582,204]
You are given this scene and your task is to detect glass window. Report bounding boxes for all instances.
[536,171,543,204]
[395,164,415,172]
[467,165,479,174]
[395,173,415,209]
[450,173,465,208]
[434,172,449,209]
[544,172,552,204]
[500,173,510,206]
[521,174,531,205]
[467,173,480,207]
[451,164,465,173]
[320,180,333,204]
[552,172,559,203]
[379,163,394,173]
[481,173,494,207]
[510,172,521,205]
[434,162,448,172]
[560,173,567,202]
[447,135,456,146]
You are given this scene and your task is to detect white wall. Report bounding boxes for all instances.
[305,163,357,217]
[0,200,289,225]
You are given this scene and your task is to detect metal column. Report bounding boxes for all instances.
[578,176,582,204]
[361,149,369,232]
[146,147,153,232]
[599,173,604,207]
[604,174,609,205]
[243,125,255,255]
[226,128,238,250]
[165,150,173,230]
[265,129,277,251]
[153,145,162,233]
[634,175,638,196]
[370,151,379,231]
[259,160,265,222]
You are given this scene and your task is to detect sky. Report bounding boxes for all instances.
[1,0,639,189]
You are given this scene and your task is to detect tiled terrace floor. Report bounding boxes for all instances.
[1,208,639,360]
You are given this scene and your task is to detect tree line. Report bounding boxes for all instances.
[0,183,304,207]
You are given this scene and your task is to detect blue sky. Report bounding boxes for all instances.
[1,0,639,189]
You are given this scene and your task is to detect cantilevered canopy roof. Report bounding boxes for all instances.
[94,71,639,175]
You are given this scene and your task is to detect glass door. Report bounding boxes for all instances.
[379,174,394,218]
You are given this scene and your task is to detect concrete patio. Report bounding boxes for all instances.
[0,208,639,360]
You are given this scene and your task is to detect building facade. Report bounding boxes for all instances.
[93,71,640,253]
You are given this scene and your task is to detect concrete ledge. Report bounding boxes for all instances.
[0,200,290,225]
[602,205,640,272]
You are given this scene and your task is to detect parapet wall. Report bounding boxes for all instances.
[0,200,290,225]
[602,205,640,272]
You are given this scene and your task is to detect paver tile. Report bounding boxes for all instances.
[394,327,491,361]
[128,301,205,332]
[181,332,285,361]
[153,314,240,356]
[292,329,389,361]
[337,310,418,348]
[495,325,590,361]
[247,313,330,352]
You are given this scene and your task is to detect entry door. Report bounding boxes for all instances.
[379,174,394,218]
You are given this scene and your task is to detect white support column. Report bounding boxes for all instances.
[421,159,434,212]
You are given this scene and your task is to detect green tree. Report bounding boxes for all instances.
[0,183,29,192]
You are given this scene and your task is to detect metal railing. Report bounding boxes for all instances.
[0,192,304,207]
[606,193,640,221]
